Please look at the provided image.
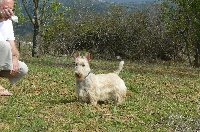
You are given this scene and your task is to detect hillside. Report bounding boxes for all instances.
[14,0,160,36]
[105,0,156,2]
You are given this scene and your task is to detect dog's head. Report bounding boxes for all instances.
[74,52,91,80]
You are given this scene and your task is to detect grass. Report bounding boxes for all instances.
[0,55,199,131]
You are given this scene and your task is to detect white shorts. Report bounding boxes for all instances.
[0,41,28,84]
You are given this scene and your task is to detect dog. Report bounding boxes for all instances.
[74,52,127,105]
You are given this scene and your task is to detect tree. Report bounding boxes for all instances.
[164,0,200,67]
[21,0,41,57]
[21,0,67,57]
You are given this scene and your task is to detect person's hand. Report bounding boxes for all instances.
[0,6,14,21]
[10,57,19,75]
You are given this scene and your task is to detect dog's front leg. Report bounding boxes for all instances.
[88,91,98,106]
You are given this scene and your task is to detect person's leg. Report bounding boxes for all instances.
[0,41,28,95]
[0,41,13,95]
[0,61,28,84]
[0,41,13,71]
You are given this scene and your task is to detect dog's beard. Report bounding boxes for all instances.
[75,73,82,79]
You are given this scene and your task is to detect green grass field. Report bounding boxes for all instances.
[0,56,199,131]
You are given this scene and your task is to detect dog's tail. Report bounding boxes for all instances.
[114,61,124,75]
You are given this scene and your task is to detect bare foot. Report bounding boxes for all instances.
[0,85,12,96]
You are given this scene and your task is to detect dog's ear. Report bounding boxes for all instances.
[85,52,90,62]
[75,51,80,58]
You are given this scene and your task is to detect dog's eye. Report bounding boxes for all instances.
[75,63,78,66]
[82,64,85,67]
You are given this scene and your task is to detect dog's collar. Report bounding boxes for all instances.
[85,71,91,79]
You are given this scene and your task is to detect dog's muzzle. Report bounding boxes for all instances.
[75,72,82,79]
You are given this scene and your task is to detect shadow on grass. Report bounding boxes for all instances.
[45,98,77,105]
[59,98,77,104]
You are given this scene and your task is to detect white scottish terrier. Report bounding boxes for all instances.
[74,52,127,105]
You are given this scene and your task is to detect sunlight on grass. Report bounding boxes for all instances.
[0,56,199,131]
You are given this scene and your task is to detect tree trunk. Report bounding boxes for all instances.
[31,0,40,57]
[32,25,40,57]
[185,39,192,66]
[193,42,200,67]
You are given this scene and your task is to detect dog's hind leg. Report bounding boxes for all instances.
[114,94,124,105]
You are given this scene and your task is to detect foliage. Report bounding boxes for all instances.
[0,56,199,131]
[163,0,200,67]
[20,0,71,57]
[40,2,181,61]
[15,0,200,66]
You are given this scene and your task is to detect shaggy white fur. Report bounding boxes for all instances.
[74,52,127,105]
